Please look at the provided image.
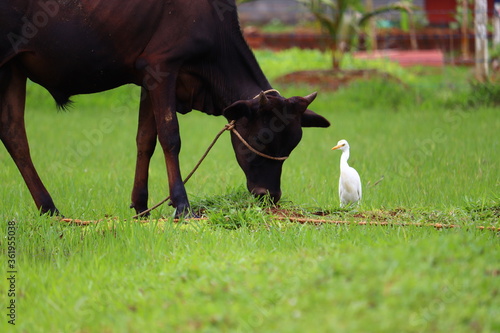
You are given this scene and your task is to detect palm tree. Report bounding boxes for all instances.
[300,0,417,70]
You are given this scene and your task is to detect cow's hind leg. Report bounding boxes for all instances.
[130,88,157,215]
[0,63,59,215]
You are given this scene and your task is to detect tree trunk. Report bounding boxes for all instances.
[409,11,418,50]
[366,0,378,51]
[461,0,470,60]
[494,1,500,46]
[475,0,489,80]
[332,43,341,70]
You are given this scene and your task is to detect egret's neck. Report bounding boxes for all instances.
[340,150,350,170]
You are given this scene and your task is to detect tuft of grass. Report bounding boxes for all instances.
[467,80,500,107]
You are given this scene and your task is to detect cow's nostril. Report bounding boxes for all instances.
[251,187,281,204]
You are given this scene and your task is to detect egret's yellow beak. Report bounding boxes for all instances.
[331,144,342,150]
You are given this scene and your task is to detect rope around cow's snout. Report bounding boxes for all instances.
[132,118,288,219]
[227,122,288,162]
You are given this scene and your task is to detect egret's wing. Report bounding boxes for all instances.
[355,169,362,201]
[339,167,362,205]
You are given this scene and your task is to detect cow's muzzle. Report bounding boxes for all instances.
[250,186,282,204]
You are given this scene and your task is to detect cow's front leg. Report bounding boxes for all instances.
[146,66,191,218]
[130,89,157,215]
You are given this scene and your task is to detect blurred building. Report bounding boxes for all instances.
[238,0,309,24]
[237,0,427,25]
[238,0,495,28]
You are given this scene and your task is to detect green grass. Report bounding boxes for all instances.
[5,218,499,332]
[1,49,499,332]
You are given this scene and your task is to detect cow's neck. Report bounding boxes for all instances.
[178,18,272,116]
[217,26,272,102]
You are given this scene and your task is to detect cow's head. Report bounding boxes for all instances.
[223,91,330,203]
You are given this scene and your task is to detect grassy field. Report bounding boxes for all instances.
[1,49,499,332]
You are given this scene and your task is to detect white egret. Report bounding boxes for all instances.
[331,139,362,207]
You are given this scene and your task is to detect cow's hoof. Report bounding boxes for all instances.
[133,208,151,218]
[133,211,151,219]
[41,207,61,217]
[130,203,150,218]
[173,205,198,220]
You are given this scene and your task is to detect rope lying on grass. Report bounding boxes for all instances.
[59,217,500,231]
[131,121,234,219]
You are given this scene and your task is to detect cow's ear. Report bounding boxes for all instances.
[301,109,330,128]
[223,100,252,121]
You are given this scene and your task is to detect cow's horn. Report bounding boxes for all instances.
[258,91,269,106]
[304,92,318,106]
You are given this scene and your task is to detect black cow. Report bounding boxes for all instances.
[0,0,330,217]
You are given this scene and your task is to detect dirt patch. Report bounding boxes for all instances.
[267,206,307,219]
[275,69,403,91]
